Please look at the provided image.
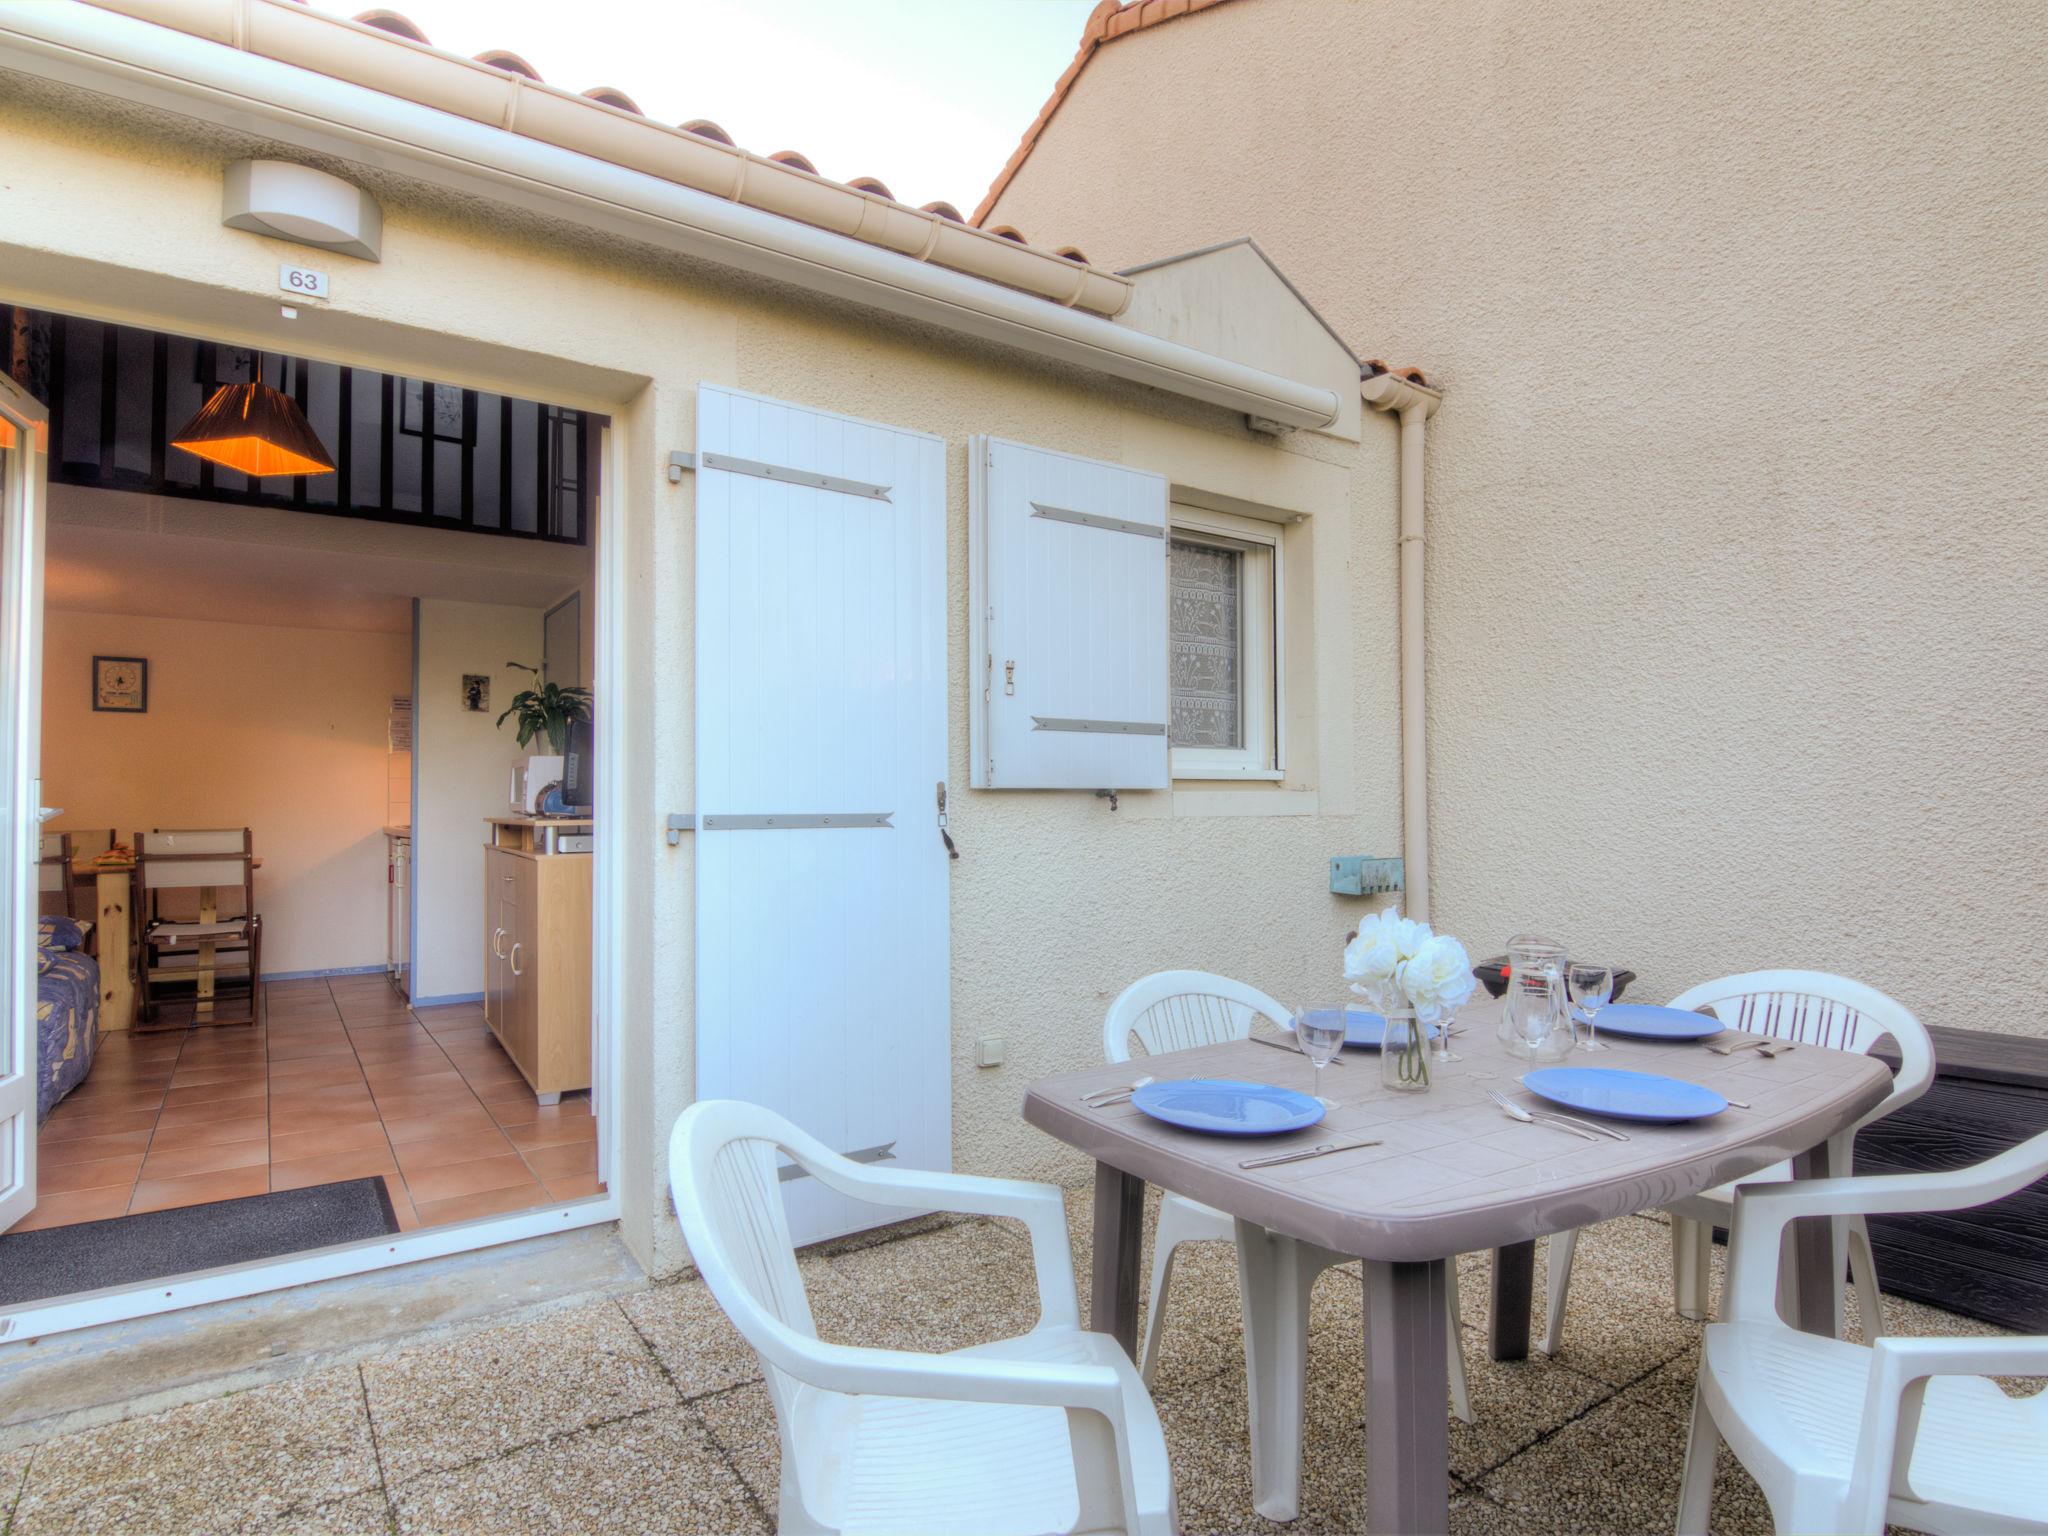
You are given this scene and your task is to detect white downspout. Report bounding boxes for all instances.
[1361,373,1443,922]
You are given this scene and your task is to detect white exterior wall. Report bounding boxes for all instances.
[0,84,1400,1274]
[988,0,2048,1042]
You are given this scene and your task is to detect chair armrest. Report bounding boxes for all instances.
[790,1159,1083,1329]
[760,1314,1125,1412]
[1847,1333,2048,1528]
[1723,1132,2048,1320]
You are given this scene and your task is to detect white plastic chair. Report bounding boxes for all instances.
[1105,971,1471,1523]
[669,1100,1176,1536]
[1677,1127,2048,1535]
[1541,971,1934,1355]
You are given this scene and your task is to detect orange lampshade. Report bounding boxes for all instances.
[170,380,335,476]
[0,417,13,450]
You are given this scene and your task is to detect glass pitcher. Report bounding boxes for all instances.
[1500,934,1574,1061]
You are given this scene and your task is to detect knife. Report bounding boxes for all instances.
[1240,1137,1383,1170]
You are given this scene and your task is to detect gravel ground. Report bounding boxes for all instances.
[0,1190,2021,1535]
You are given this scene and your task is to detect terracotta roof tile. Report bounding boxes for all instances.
[581,87,642,115]
[972,0,1247,225]
[767,150,819,175]
[847,176,895,200]
[352,8,429,44]
[679,118,736,146]
[473,48,542,81]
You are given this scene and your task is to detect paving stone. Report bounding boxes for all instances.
[815,1219,1046,1355]
[2,1445,30,1530]
[11,1367,377,1536]
[390,1407,763,1536]
[362,1301,675,1484]
[619,1255,846,1401]
[246,1490,395,1535]
[1449,1346,1616,1481]
[693,1382,779,1509]
[1478,1380,1777,1536]
[1152,1359,1371,1535]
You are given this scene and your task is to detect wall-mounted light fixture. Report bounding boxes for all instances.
[222,158,382,262]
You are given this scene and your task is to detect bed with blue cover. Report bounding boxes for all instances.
[36,914,99,1122]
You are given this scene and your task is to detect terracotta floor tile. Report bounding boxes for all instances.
[391,1128,517,1177]
[59,1085,172,1117]
[165,1065,258,1089]
[265,1059,367,1089]
[411,1180,553,1227]
[266,1037,356,1061]
[542,1173,605,1202]
[368,1069,469,1096]
[161,1076,266,1109]
[130,1164,269,1213]
[41,1153,145,1194]
[518,1140,598,1181]
[388,1184,422,1231]
[271,1148,400,1192]
[41,1127,154,1165]
[489,1096,592,1129]
[39,1106,162,1141]
[347,1020,434,1043]
[147,1113,269,1152]
[402,1153,537,1205]
[156,1096,269,1128]
[467,1074,537,1106]
[381,1105,499,1143]
[369,1091,481,1124]
[4,1184,133,1231]
[140,1137,270,1181]
[269,1094,379,1125]
[269,1121,393,1161]
[358,1048,456,1073]
[422,1025,493,1046]
[501,1113,599,1150]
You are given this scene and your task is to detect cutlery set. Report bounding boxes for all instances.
[1081,1076,1152,1108]
[1708,1037,1795,1058]
[1485,1089,1630,1142]
[1239,1137,1382,1170]
[1250,1032,1345,1065]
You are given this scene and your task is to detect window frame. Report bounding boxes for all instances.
[1168,505,1283,781]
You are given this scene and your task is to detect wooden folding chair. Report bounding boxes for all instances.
[37,830,73,922]
[136,827,262,1028]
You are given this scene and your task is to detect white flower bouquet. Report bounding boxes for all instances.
[1343,909,1477,1089]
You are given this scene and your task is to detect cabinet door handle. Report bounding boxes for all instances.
[492,927,505,958]
[509,941,523,977]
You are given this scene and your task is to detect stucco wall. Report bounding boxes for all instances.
[0,77,1401,1274]
[989,0,2048,1038]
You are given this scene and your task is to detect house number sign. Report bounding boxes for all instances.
[278,264,330,301]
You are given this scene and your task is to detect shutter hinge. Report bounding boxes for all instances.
[1003,659,1016,696]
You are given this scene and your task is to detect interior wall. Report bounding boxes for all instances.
[40,608,410,977]
[985,0,2048,1038]
[410,598,544,1003]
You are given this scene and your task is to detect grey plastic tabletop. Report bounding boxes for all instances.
[1022,996,1892,1262]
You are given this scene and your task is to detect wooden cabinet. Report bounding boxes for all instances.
[482,823,592,1103]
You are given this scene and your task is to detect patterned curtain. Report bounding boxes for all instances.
[1169,539,1242,748]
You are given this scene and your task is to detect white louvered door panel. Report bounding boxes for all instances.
[695,387,950,1246]
[970,437,1169,789]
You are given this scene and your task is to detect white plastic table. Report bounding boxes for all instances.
[1022,995,1892,1533]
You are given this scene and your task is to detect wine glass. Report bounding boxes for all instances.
[1568,963,1614,1052]
[1292,1004,1348,1106]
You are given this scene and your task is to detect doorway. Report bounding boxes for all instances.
[0,305,623,1337]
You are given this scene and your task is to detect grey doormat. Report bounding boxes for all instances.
[0,1177,401,1305]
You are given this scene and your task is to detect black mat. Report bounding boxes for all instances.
[0,1177,400,1305]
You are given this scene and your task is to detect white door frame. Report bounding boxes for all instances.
[0,372,47,1243]
[0,345,628,1345]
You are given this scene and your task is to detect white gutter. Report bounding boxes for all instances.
[0,4,1342,432]
[1361,372,1443,922]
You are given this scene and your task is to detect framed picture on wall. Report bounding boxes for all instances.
[92,655,148,713]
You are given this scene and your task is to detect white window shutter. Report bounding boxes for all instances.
[970,436,1169,789]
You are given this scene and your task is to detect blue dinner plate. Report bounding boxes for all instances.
[1130,1078,1325,1137]
[1294,1008,1441,1050]
[1584,1003,1722,1042]
[1522,1066,1728,1123]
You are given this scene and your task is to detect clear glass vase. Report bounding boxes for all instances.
[1380,1010,1433,1093]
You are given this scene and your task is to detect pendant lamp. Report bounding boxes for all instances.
[171,372,334,477]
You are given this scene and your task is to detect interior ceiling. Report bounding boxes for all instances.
[45,487,590,634]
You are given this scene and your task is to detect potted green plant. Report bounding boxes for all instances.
[497,664,593,754]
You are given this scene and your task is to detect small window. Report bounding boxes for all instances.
[1169,507,1280,780]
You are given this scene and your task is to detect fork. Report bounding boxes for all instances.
[1250,1032,1345,1066]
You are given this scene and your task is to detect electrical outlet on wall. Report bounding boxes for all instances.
[1330,856,1405,898]
[976,1037,1007,1068]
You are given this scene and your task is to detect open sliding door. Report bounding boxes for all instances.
[694,386,950,1246]
[0,374,47,1236]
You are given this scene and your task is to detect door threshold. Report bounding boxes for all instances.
[0,1223,645,1449]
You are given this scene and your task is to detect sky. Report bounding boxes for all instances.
[310,0,1101,216]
